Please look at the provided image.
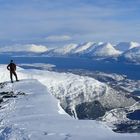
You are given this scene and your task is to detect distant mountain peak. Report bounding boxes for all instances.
[91,42,121,57]
[115,42,140,52]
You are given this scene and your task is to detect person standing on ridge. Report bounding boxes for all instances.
[7,60,19,83]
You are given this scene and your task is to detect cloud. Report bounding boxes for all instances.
[0,0,140,45]
[0,44,48,53]
[45,35,72,42]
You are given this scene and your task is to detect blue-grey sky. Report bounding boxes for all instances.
[0,0,140,46]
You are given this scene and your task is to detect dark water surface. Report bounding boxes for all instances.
[132,90,140,97]
[0,54,140,80]
[127,110,140,120]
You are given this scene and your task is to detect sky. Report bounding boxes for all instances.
[0,0,140,46]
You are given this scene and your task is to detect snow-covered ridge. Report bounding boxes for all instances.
[6,66,137,120]
[0,65,140,138]
[1,79,139,139]
[0,65,139,113]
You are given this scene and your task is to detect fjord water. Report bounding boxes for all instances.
[0,54,140,80]
[127,110,140,120]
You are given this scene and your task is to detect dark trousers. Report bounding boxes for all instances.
[10,71,18,82]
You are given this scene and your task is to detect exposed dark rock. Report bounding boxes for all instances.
[65,107,74,117]
[0,98,3,103]
[75,100,106,119]
[2,94,17,98]
[0,82,7,89]
[0,91,26,102]
[113,121,140,133]
[0,92,11,95]
[0,91,26,96]
[125,94,140,102]
[0,91,16,98]
[17,92,26,95]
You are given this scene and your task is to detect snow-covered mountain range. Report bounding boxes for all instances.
[0,41,140,64]
[44,41,140,64]
[44,42,121,58]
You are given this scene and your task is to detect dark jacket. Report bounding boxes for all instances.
[7,63,16,72]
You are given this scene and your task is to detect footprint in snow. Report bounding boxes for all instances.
[43,131,56,136]
[64,134,72,140]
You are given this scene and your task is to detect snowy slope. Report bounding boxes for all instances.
[0,65,140,139]
[115,42,140,52]
[0,44,48,53]
[120,47,140,64]
[46,44,78,56]
[73,42,95,54]
[88,43,121,58]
